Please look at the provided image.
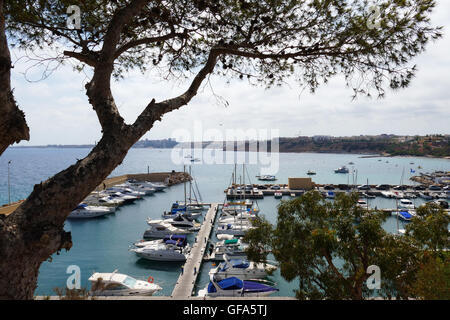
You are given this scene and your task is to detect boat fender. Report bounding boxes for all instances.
[147,276,154,283]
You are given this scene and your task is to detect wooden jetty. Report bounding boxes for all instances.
[171,203,219,298]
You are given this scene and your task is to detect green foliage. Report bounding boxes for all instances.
[411,254,450,300]
[245,191,450,299]
[4,0,442,97]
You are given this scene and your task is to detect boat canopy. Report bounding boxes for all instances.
[208,277,243,293]
[224,239,238,245]
[163,235,186,242]
[399,211,412,219]
[230,259,250,269]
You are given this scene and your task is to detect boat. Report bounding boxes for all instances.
[306,170,316,175]
[131,235,190,262]
[143,222,192,239]
[147,214,200,230]
[106,187,145,198]
[219,214,255,225]
[361,192,376,199]
[326,191,335,199]
[216,223,253,237]
[68,204,114,219]
[348,162,355,165]
[399,199,414,209]
[357,199,368,208]
[133,234,188,248]
[418,192,433,200]
[198,276,279,297]
[258,175,277,181]
[381,191,395,198]
[89,271,161,296]
[209,256,277,281]
[397,210,413,222]
[107,192,139,204]
[334,166,349,174]
[206,239,248,261]
[274,192,282,199]
[98,195,125,205]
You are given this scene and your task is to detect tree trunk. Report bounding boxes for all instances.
[0,126,140,299]
[0,0,29,156]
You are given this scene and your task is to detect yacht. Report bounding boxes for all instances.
[219,214,255,225]
[143,222,192,239]
[68,204,114,219]
[326,191,335,199]
[171,202,203,213]
[357,199,368,208]
[209,256,277,281]
[334,166,349,174]
[107,187,145,198]
[396,210,414,222]
[98,195,125,205]
[274,192,282,199]
[206,239,248,261]
[381,191,395,198]
[89,271,161,296]
[216,223,253,237]
[133,234,186,248]
[198,275,279,297]
[258,175,277,181]
[107,192,139,204]
[307,170,316,175]
[147,214,200,231]
[399,199,415,209]
[130,235,190,262]
[418,192,433,200]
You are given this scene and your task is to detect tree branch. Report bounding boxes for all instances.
[131,48,220,136]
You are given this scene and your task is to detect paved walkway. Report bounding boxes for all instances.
[171,203,219,298]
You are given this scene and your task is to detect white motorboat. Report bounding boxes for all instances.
[357,199,368,208]
[258,175,277,181]
[399,199,415,209]
[133,234,187,248]
[198,275,278,297]
[334,166,349,174]
[206,238,248,261]
[98,195,125,205]
[68,204,114,219]
[418,192,433,200]
[219,214,255,225]
[143,222,192,239]
[216,223,253,237]
[381,191,395,198]
[107,187,145,198]
[89,271,161,296]
[107,192,139,203]
[274,192,282,199]
[209,255,277,281]
[144,182,167,191]
[147,214,200,230]
[131,235,190,262]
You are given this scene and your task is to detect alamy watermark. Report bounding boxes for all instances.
[366,265,381,290]
[66,265,81,289]
[170,121,280,175]
[66,5,81,29]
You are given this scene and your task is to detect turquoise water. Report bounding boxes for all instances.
[0,148,449,296]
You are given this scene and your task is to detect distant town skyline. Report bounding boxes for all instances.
[7,2,450,147]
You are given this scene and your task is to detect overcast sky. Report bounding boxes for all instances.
[10,1,450,146]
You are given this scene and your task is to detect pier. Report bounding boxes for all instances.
[171,203,219,298]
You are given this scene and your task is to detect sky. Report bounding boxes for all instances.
[9,1,450,146]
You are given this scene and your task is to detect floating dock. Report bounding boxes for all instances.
[171,203,219,298]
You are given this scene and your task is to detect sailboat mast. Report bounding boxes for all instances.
[183,165,187,208]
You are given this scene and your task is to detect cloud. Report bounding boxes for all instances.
[9,3,450,145]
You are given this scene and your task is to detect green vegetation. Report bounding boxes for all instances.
[244,192,450,300]
[278,135,450,157]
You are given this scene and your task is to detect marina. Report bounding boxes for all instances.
[0,148,449,298]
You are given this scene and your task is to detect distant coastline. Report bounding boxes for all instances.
[9,134,450,159]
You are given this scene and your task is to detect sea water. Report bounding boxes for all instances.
[0,148,448,296]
